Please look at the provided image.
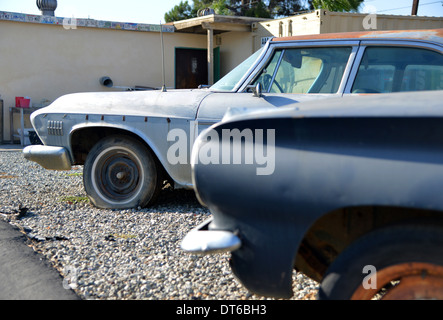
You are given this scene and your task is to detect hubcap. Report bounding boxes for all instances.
[96,151,141,201]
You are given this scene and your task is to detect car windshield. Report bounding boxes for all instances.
[210,47,264,92]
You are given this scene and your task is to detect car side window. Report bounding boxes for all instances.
[253,47,352,94]
[352,46,443,93]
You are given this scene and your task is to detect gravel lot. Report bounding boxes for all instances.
[0,148,319,300]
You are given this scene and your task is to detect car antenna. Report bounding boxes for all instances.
[160,20,167,92]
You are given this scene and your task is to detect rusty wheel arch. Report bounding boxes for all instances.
[294,205,443,283]
[317,223,443,300]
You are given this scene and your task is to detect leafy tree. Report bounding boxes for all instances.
[164,0,362,22]
[164,0,308,22]
[269,0,312,17]
[164,1,193,22]
[310,0,363,12]
[245,1,272,18]
[225,0,310,17]
[211,0,232,16]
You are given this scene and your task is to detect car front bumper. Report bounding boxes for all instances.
[23,145,72,170]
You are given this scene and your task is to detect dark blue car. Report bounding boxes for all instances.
[182,90,443,300]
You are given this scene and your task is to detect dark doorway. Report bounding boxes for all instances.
[175,48,221,89]
[175,48,208,89]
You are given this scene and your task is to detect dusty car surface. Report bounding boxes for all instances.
[24,29,443,209]
[182,90,443,300]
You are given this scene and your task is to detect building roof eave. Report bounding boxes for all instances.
[173,14,269,34]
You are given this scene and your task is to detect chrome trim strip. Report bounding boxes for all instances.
[181,218,241,255]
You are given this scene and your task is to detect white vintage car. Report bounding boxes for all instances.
[24,29,443,209]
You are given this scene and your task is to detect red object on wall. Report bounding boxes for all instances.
[15,97,30,108]
[20,99,30,108]
[15,97,24,107]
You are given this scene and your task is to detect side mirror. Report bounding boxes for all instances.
[247,82,262,97]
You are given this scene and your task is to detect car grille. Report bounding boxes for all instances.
[47,120,64,136]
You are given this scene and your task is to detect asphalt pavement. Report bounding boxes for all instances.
[0,213,80,299]
[0,143,78,299]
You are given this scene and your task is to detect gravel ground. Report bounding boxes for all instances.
[0,149,319,300]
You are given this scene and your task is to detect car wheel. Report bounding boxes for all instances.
[318,224,443,300]
[83,135,159,209]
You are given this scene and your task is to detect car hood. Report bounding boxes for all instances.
[33,89,213,119]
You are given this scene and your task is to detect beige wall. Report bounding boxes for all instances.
[255,9,443,42]
[319,10,443,33]
[219,31,256,75]
[255,11,321,42]
[0,20,208,141]
[0,18,260,142]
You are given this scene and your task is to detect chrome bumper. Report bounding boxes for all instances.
[181,218,241,255]
[23,145,72,170]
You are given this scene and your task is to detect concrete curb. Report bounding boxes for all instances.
[0,144,24,152]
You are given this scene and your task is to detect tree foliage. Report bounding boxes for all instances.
[311,0,363,12]
[164,0,363,23]
[164,1,194,23]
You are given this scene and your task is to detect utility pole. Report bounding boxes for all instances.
[412,0,419,15]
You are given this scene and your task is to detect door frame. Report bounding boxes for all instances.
[174,46,220,88]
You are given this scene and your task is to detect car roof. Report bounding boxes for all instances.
[272,29,443,45]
